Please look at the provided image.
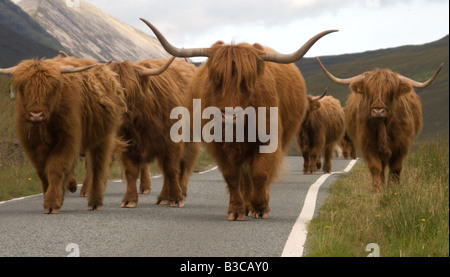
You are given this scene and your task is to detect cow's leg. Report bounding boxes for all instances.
[223,164,245,221]
[302,151,310,174]
[249,150,281,219]
[322,144,334,174]
[43,155,74,214]
[36,166,49,194]
[316,154,322,171]
[87,138,114,211]
[156,148,183,207]
[121,157,140,208]
[388,150,406,186]
[308,152,319,174]
[67,176,78,193]
[380,160,387,187]
[43,172,64,214]
[139,164,151,194]
[239,165,254,217]
[178,142,201,201]
[80,158,91,197]
[250,173,270,219]
[365,155,383,192]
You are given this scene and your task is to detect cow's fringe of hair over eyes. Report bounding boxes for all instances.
[206,42,266,94]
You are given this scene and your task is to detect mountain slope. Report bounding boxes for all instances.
[0,23,60,67]
[0,0,65,51]
[296,35,449,141]
[17,0,169,62]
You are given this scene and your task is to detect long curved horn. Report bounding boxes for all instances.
[0,66,17,75]
[311,88,328,102]
[316,56,364,85]
[140,18,209,58]
[138,56,176,76]
[260,30,338,64]
[398,63,444,89]
[59,65,95,74]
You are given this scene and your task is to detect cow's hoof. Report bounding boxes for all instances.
[157,199,169,205]
[172,199,185,208]
[121,201,137,208]
[88,205,102,211]
[227,212,245,221]
[253,212,269,219]
[156,199,184,207]
[44,207,60,214]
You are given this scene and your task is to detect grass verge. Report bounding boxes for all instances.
[304,137,449,257]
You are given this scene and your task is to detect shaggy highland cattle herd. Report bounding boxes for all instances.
[0,18,444,219]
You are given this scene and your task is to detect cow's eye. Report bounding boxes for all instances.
[389,92,394,101]
[239,82,249,94]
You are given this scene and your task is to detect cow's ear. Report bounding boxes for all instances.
[308,95,321,111]
[397,81,412,97]
[350,81,364,94]
[212,41,225,47]
[253,43,264,51]
[310,100,321,111]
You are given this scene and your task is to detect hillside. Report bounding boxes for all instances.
[0,0,65,67]
[0,0,65,51]
[0,23,60,67]
[296,35,449,141]
[17,0,170,62]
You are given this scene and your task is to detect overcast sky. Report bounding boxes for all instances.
[16,0,450,60]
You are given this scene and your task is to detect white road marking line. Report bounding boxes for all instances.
[281,159,358,257]
[0,193,42,206]
[197,166,218,175]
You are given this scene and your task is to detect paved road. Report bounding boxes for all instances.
[0,156,357,257]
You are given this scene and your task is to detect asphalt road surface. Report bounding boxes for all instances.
[0,156,358,257]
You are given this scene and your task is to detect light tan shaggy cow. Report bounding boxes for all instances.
[1,59,126,213]
[317,57,443,191]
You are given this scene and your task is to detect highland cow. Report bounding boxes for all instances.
[141,18,336,220]
[110,58,200,208]
[298,89,345,174]
[316,57,443,191]
[0,59,126,213]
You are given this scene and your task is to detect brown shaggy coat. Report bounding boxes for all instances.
[189,42,308,220]
[112,58,200,207]
[339,131,357,160]
[344,69,423,191]
[52,55,130,197]
[11,59,125,213]
[298,95,345,174]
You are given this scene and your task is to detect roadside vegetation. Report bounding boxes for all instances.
[305,137,449,257]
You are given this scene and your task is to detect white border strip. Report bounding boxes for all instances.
[0,193,42,206]
[198,166,218,175]
[281,159,358,257]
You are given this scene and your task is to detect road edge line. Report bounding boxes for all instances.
[281,158,358,257]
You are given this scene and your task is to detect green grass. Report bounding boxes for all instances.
[304,137,449,257]
[0,163,42,200]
